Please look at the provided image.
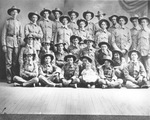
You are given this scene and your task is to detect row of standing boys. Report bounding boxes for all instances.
[1,6,150,88]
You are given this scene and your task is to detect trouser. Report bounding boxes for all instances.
[98,78,123,88]
[141,55,150,80]
[13,76,39,87]
[39,74,61,86]
[5,47,19,82]
[62,77,80,87]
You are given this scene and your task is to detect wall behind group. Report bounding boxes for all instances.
[0,0,148,80]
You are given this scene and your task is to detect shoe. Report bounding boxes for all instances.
[91,85,95,88]
[48,84,55,87]
[7,81,11,84]
[33,83,36,87]
[70,83,77,88]
[102,84,107,89]
[87,84,91,88]
[55,83,63,87]
[38,82,41,86]
[14,82,21,87]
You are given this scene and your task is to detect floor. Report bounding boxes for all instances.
[0,82,150,120]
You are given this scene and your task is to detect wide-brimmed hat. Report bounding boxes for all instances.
[40,8,51,17]
[109,15,118,21]
[77,19,88,27]
[102,56,114,65]
[41,52,54,64]
[95,11,106,17]
[130,14,139,22]
[28,11,40,21]
[98,41,110,49]
[84,37,95,44]
[99,19,110,29]
[112,50,123,58]
[64,53,76,62]
[128,50,141,59]
[117,16,128,24]
[24,34,35,42]
[55,40,66,47]
[68,9,79,18]
[70,35,82,43]
[59,15,71,23]
[7,6,20,15]
[83,10,94,20]
[138,16,150,25]
[52,8,63,15]
[80,56,92,63]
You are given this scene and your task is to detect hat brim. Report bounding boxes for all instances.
[99,19,110,29]
[83,11,94,20]
[68,11,79,18]
[77,19,88,27]
[128,50,141,59]
[70,35,82,43]
[40,9,51,17]
[23,53,36,60]
[41,54,54,64]
[59,16,71,23]
[55,42,66,46]
[117,16,128,24]
[24,36,35,42]
[64,55,76,62]
[28,12,40,21]
[130,17,139,22]
[80,56,92,63]
[84,39,95,44]
[113,50,123,58]
[138,17,150,24]
[7,8,20,15]
[52,10,63,15]
[102,59,114,65]
[109,15,118,21]
[95,13,106,17]
[98,42,110,49]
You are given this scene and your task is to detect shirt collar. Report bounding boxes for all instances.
[133,26,141,30]
[30,21,37,26]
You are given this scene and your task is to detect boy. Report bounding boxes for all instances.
[98,56,123,88]
[13,49,39,87]
[123,50,149,88]
[61,54,79,88]
[39,52,62,87]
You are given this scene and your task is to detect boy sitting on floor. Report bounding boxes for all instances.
[38,52,62,87]
[13,48,39,87]
[79,56,99,88]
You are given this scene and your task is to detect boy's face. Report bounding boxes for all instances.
[44,56,51,64]
[43,11,49,19]
[27,37,33,45]
[58,44,64,51]
[31,15,38,22]
[62,18,68,25]
[26,55,33,63]
[85,13,92,21]
[67,57,74,64]
[141,19,148,27]
[104,60,111,67]
[101,44,108,50]
[54,11,61,19]
[111,16,117,24]
[131,52,138,61]
[82,58,88,66]
[101,21,107,29]
[70,13,77,20]
[73,38,79,45]
[132,19,139,26]
[44,43,50,50]
[79,21,86,28]
[113,53,120,60]
[10,10,18,18]
[119,18,125,26]
[87,40,93,47]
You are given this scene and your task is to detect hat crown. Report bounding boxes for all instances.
[11,6,17,9]
[54,8,61,11]
[103,56,112,60]
[97,11,105,15]
[27,34,34,38]
[132,14,139,18]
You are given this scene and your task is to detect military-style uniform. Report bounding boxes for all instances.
[108,23,120,34]
[68,20,78,34]
[38,18,54,44]
[123,61,147,88]
[85,21,96,38]
[95,29,111,49]
[1,6,23,83]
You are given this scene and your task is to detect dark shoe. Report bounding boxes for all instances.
[55,83,63,87]
[102,84,107,89]
[7,81,11,84]
[70,83,77,88]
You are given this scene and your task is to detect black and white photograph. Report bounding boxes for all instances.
[0,0,150,120]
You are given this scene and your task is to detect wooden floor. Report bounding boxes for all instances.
[0,82,150,116]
